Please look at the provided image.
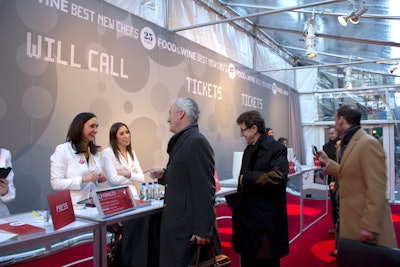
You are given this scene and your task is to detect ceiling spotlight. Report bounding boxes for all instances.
[338,11,356,26]
[305,36,317,58]
[344,66,353,90]
[338,7,369,26]
[303,18,317,58]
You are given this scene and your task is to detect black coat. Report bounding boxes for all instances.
[323,138,339,184]
[159,124,221,266]
[232,134,289,259]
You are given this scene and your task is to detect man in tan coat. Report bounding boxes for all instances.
[317,105,397,249]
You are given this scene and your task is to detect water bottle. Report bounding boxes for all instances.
[139,182,147,200]
[147,182,153,200]
[293,154,302,172]
[153,181,160,200]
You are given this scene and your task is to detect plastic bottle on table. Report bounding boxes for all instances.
[139,182,147,200]
[147,182,153,200]
[153,181,160,200]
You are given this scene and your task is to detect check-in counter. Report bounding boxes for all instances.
[74,186,237,267]
[0,212,99,266]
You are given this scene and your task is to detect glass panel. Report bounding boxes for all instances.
[287,172,301,242]
[315,91,391,122]
[364,127,383,143]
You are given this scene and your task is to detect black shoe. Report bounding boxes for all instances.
[328,250,338,257]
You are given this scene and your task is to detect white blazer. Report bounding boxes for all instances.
[0,148,16,217]
[102,146,145,196]
[50,142,107,204]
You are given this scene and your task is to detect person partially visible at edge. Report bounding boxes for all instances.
[0,147,16,217]
[317,105,397,250]
[50,112,107,204]
[266,127,274,137]
[277,137,288,147]
[144,97,221,266]
[322,125,340,257]
[232,110,289,267]
[103,122,160,267]
[322,126,340,234]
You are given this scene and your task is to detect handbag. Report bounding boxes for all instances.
[106,223,123,267]
[189,242,231,267]
[338,238,400,267]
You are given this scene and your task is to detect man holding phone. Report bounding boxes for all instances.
[0,147,16,216]
[317,105,397,255]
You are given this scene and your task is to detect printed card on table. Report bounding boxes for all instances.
[47,190,76,230]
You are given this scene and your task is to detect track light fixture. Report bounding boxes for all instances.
[338,7,368,26]
[303,18,317,58]
[344,66,353,90]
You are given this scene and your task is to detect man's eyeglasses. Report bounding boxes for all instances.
[240,127,249,133]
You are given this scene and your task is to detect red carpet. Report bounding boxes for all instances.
[216,194,400,267]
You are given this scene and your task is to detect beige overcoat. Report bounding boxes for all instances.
[325,129,397,248]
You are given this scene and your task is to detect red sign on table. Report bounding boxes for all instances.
[93,186,136,217]
[47,190,76,230]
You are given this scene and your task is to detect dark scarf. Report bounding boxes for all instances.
[167,124,197,154]
[339,125,361,162]
[240,133,267,174]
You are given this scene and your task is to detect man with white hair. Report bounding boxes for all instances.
[145,97,221,266]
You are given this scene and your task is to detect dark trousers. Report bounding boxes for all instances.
[241,255,280,267]
[330,188,338,226]
[121,212,161,267]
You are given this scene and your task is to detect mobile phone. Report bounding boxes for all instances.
[312,145,318,156]
[0,168,12,178]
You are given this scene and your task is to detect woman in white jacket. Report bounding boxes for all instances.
[102,122,145,196]
[0,148,16,216]
[50,112,107,204]
[102,122,159,267]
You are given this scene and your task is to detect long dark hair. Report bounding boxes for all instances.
[109,122,134,163]
[66,112,100,155]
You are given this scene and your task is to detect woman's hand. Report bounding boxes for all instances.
[117,168,131,178]
[82,171,103,183]
[0,179,9,196]
[98,172,107,183]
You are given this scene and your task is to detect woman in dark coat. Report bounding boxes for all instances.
[232,110,289,267]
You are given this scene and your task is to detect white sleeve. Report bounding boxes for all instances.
[102,148,131,186]
[130,150,145,183]
[0,150,16,203]
[50,144,83,191]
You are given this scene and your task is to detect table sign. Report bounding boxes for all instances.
[92,185,136,218]
[47,190,76,230]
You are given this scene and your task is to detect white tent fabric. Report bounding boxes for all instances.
[104,0,294,86]
[104,0,325,167]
